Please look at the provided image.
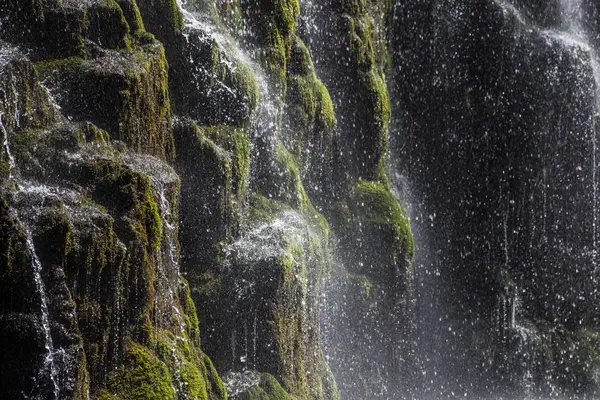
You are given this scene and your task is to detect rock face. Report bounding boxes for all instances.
[7,0,596,399]
[0,1,414,400]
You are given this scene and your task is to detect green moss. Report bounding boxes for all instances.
[201,125,251,199]
[240,0,300,95]
[232,60,260,116]
[136,0,184,42]
[115,0,145,33]
[287,38,313,76]
[238,373,297,400]
[103,341,176,400]
[87,0,132,50]
[314,80,336,131]
[178,277,200,342]
[156,331,209,400]
[34,56,84,76]
[333,180,414,281]
[35,44,174,161]
[200,353,228,400]
[97,163,163,251]
[280,36,336,207]
[363,69,391,136]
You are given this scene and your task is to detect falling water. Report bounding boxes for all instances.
[555,0,600,272]
[175,0,279,150]
[0,112,15,179]
[25,228,60,399]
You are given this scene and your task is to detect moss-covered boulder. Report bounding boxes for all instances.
[238,0,299,95]
[35,42,174,161]
[195,194,338,400]
[136,0,184,44]
[191,139,338,400]
[1,120,227,399]
[333,180,413,281]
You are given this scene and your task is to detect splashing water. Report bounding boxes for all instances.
[222,370,261,397]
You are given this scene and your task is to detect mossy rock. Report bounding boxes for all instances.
[102,341,176,400]
[0,48,56,179]
[282,37,336,207]
[239,0,299,96]
[136,0,184,43]
[154,330,228,400]
[300,1,392,186]
[196,189,338,400]
[174,118,251,276]
[115,0,145,33]
[325,180,414,399]
[35,42,174,161]
[333,180,413,282]
[167,29,259,127]
[236,373,296,400]
[0,0,133,59]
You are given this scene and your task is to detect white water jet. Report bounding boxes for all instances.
[0,112,16,179]
[25,227,60,399]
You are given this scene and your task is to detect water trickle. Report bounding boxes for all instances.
[10,74,20,128]
[25,227,60,399]
[0,112,16,179]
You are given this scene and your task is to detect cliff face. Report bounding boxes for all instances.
[0,0,413,399]
[3,0,599,399]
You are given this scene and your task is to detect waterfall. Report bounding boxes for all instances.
[25,227,60,399]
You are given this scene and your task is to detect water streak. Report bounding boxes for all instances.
[0,112,15,179]
[25,228,60,399]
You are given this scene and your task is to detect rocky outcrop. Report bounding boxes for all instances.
[0,0,416,399]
